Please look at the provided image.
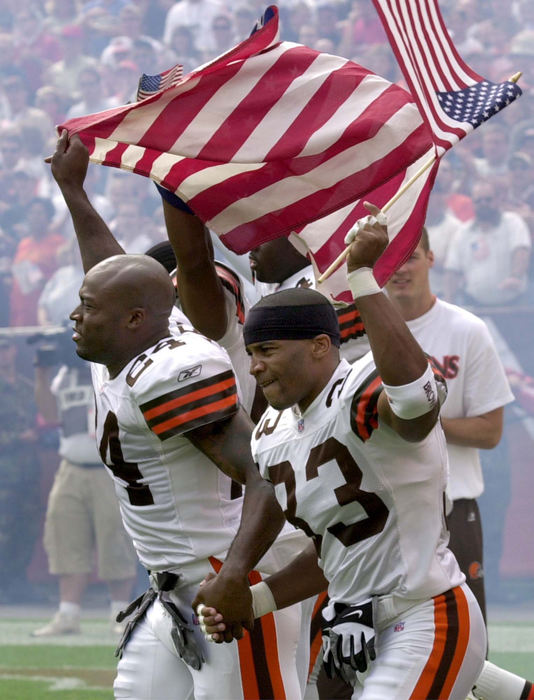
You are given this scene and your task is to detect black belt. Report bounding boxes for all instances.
[150,570,180,591]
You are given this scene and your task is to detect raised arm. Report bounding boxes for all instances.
[344,203,440,441]
[49,131,124,272]
[159,189,229,340]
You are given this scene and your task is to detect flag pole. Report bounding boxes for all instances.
[317,153,436,284]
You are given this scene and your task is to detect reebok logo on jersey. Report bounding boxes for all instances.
[423,380,436,406]
[178,365,202,382]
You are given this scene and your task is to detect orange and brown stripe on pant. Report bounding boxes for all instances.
[410,586,471,699]
[209,558,287,699]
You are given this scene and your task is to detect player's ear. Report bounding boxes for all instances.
[127,307,146,329]
[311,334,332,359]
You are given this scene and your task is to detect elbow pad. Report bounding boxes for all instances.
[382,364,439,419]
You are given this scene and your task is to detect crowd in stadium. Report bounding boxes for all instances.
[0,1,534,698]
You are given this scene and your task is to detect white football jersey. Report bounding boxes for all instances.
[252,357,464,607]
[91,309,243,572]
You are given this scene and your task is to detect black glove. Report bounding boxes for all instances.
[322,599,376,684]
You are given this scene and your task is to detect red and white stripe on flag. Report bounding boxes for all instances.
[293,147,439,303]
[58,5,433,254]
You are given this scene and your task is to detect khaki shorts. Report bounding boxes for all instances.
[44,459,137,580]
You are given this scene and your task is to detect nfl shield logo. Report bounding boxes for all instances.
[297,419,305,433]
[394,622,405,632]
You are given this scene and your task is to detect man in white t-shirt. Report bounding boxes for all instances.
[444,180,531,307]
[386,227,533,700]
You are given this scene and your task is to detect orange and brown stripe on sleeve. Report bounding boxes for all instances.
[216,263,246,324]
[336,303,366,343]
[410,586,471,700]
[140,370,238,439]
[350,370,382,442]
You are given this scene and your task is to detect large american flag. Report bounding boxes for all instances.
[58,5,433,255]
[301,0,523,301]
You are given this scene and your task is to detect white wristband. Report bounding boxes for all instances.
[251,581,277,618]
[347,267,381,298]
[382,364,438,419]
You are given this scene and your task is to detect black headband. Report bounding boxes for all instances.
[243,289,340,347]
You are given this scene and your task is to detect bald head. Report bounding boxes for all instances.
[72,254,177,377]
[86,254,176,319]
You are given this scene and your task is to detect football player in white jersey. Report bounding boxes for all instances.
[195,214,487,699]
[49,130,310,700]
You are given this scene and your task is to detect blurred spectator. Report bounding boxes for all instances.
[1,71,54,144]
[358,42,400,83]
[468,0,520,49]
[314,2,342,49]
[107,58,139,103]
[0,125,25,174]
[425,179,462,298]
[66,66,119,119]
[337,0,386,58]
[17,126,56,199]
[0,335,40,603]
[503,151,534,245]
[233,4,255,41]
[10,197,64,327]
[79,0,130,55]
[204,12,236,60]
[45,24,99,101]
[110,199,160,253]
[163,0,226,54]
[298,23,319,48]
[35,85,69,132]
[42,0,80,37]
[0,170,38,248]
[130,0,172,40]
[11,8,62,89]
[440,151,475,221]
[32,354,137,636]
[444,180,532,308]
[37,237,84,327]
[166,24,203,74]
[100,3,166,71]
[472,122,512,179]
[443,1,483,58]
[279,1,315,43]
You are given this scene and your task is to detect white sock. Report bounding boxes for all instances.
[110,600,129,620]
[59,601,80,617]
[473,660,528,700]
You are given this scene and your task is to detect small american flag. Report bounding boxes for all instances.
[136,65,184,101]
[372,0,522,154]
